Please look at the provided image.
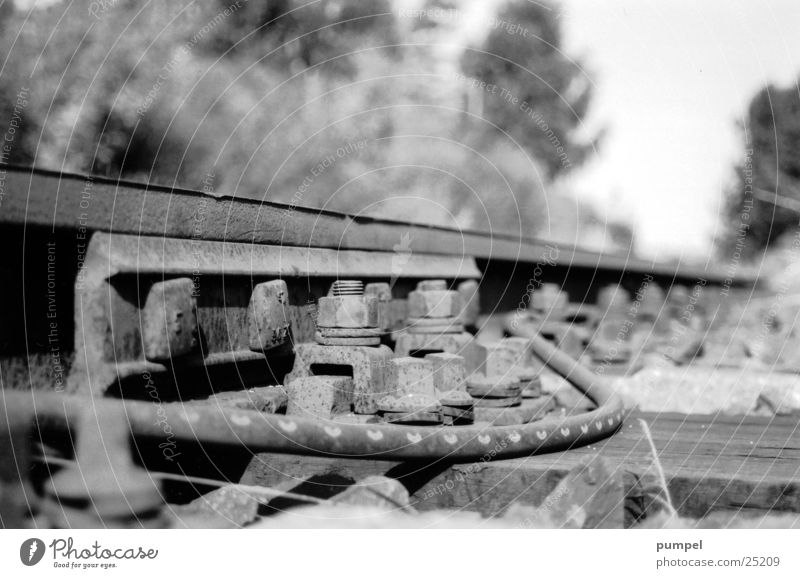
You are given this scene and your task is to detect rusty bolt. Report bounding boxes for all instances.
[497,339,544,395]
[530,283,569,318]
[407,279,462,319]
[457,279,480,326]
[473,341,520,378]
[666,284,692,320]
[418,279,447,291]
[248,280,291,351]
[317,280,379,329]
[597,284,631,315]
[364,282,391,302]
[365,282,392,332]
[498,337,537,373]
[43,404,164,526]
[666,284,690,308]
[424,352,467,393]
[638,282,666,317]
[142,277,198,362]
[386,357,436,397]
[466,374,522,398]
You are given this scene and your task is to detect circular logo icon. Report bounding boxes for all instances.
[20,538,46,566]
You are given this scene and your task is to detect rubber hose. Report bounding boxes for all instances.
[5,333,623,463]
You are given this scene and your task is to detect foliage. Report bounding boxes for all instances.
[460,0,597,180]
[720,80,800,259]
[0,0,597,239]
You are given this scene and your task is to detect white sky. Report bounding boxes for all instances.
[559,0,800,260]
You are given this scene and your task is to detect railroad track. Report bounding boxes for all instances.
[0,165,767,528]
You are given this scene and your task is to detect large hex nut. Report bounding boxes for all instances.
[365,282,392,302]
[365,282,393,331]
[457,280,480,326]
[501,336,549,374]
[142,278,198,362]
[666,285,690,317]
[538,322,583,358]
[425,352,467,392]
[386,357,436,397]
[473,342,520,378]
[498,338,533,371]
[287,343,393,414]
[316,294,379,329]
[597,284,631,314]
[418,279,447,291]
[248,280,291,351]
[407,288,462,319]
[531,283,569,317]
[638,283,666,317]
[286,376,354,420]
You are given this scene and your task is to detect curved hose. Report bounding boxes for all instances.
[9,334,624,463]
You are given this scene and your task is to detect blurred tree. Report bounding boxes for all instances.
[460,0,597,179]
[0,0,603,244]
[0,1,32,166]
[0,0,400,186]
[0,0,209,179]
[720,81,800,259]
[199,0,399,77]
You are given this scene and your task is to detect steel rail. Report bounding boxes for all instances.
[0,164,753,284]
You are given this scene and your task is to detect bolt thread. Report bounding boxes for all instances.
[331,280,364,296]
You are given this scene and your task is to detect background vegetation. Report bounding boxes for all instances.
[721,80,800,260]
[0,0,611,242]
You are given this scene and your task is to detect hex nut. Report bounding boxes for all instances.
[142,278,198,362]
[364,282,392,302]
[425,352,466,392]
[498,337,535,376]
[286,376,354,420]
[316,294,379,328]
[287,343,393,414]
[407,289,462,319]
[539,322,583,358]
[666,285,691,317]
[500,337,530,363]
[248,280,291,351]
[386,357,436,397]
[377,392,441,413]
[597,285,631,314]
[418,279,447,291]
[457,280,480,326]
[639,283,666,316]
[531,283,569,317]
[365,282,393,331]
[472,342,520,378]
[501,337,548,374]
